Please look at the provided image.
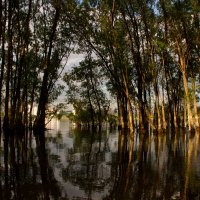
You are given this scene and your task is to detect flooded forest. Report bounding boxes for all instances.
[0,0,200,199]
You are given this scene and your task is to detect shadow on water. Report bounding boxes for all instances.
[0,120,200,200]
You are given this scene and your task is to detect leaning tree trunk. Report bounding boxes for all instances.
[34,5,60,130]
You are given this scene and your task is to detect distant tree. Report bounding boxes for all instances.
[63,55,110,128]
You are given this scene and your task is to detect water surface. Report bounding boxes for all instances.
[0,119,200,200]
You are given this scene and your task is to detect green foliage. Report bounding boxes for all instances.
[63,55,110,126]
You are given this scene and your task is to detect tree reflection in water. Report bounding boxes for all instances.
[0,120,200,200]
[103,129,200,200]
[0,129,66,200]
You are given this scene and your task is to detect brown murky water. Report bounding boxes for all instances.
[0,119,200,200]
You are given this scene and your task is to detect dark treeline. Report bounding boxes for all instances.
[0,0,200,134]
[0,0,73,131]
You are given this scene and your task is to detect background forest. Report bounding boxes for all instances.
[0,0,200,135]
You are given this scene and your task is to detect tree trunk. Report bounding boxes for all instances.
[183,97,187,128]
[154,80,161,131]
[161,57,167,129]
[176,35,193,130]
[123,73,135,138]
[117,93,127,130]
[173,103,178,128]
[86,80,95,128]
[191,75,199,128]
[0,0,6,127]
[121,4,147,132]
[34,6,60,130]
[88,63,102,128]
[3,0,13,130]
[183,72,193,130]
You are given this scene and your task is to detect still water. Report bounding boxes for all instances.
[0,119,200,200]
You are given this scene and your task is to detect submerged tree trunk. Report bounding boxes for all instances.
[161,58,167,129]
[3,0,13,130]
[0,0,6,127]
[123,73,134,137]
[127,98,134,137]
[153,80,161,131]
[182,71,193,130]
[34,5,60,130]
[191,74,199,128]
[117,93,128,131]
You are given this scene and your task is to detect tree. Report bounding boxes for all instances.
[63,55,110,129]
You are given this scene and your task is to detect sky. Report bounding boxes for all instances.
[64,53,85,72]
